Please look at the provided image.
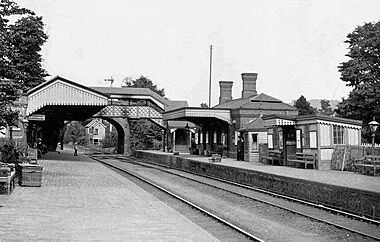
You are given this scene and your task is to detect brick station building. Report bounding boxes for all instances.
[163,73,298,159]
[163,73,362,170]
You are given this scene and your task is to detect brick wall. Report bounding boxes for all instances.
[136,151,380,219]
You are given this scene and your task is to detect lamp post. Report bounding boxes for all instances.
[21,118,29,156]
[369,117,379,156]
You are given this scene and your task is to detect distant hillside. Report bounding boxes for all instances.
[309,99,339,111]
[291,99,340,111]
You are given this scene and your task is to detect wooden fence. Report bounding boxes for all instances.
[331,144,380,171]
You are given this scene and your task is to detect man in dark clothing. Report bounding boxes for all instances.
[237,137,244,161]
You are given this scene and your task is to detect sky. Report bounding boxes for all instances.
[15,0,380,107]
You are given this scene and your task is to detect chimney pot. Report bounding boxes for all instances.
[241,73,258,98]
[219,81,233,104]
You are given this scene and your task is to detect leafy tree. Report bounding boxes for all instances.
[0,0,47,128]
[102,128,118,148]
[122,75,164,152]
[130,119,162,151]
[122,75,165,97]
[294,95,316,115]
[336,21,380,143]
[63,121,86,145]
[320,99,334,116]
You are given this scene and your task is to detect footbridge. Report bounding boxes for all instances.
[26,76,173,154]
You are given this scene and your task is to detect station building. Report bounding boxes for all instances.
[163,73,362,170]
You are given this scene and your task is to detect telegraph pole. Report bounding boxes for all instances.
[105,77,114,87]
[208,45,213,108]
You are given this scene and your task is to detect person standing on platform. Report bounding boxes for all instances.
[237,136,244,161]
[74,142,78,156]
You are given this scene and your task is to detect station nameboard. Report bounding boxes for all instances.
[28,114,45,121]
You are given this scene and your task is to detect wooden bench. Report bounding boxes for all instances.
[355,156,380,176]
[261,151,283,165]
[0,171,17,195]
[287,153,316,169]
[209,154,221,163]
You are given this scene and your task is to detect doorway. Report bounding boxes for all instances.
[282,126,296,166]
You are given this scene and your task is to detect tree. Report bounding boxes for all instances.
[130,119,162,151]
[320,99,334,116]
[102,128,118,148]
[122,75,165,97]
[63,121,86,145]
[294,95,316,115]
[0,0,48,128]
[336,21,380,143]
[123,75,165,152]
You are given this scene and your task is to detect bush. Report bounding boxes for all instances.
[0,140,23,164]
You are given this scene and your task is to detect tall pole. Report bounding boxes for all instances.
[372,132,375,156]
[208,45,213,108]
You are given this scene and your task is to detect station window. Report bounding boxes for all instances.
[94,128,99,135]
[304,125,310,147]
[333,126,344,144]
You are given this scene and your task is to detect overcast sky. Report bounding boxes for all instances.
[15,0,380,106]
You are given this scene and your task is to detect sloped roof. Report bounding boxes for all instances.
[166,101,197,128]
[28,76,108,97]
[240,117,266,131]
[90,86,170,105]
[85,118,105,128]
[90,86,189,112]
[250,93,282,103]
[166,100,189,111]
[213,92,297,111]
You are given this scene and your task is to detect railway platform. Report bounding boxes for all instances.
[0,149,217,241]
[141,150,380,193]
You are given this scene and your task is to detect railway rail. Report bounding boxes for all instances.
[91,154,380,241]
[91,155,264,242]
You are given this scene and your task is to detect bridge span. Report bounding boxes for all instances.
[26,76,174,154]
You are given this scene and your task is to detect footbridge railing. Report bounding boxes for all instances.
[94,105,165,128]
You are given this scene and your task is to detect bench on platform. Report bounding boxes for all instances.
[287,153,316,169]
[209,154,221,163]
[261,150,283,165]
[0,171,17,195]
[355,156,380,176]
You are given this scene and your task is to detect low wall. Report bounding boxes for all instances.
[136,151,380,220]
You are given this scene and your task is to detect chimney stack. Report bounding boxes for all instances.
[241,73,258,98]
[219,81,233,104]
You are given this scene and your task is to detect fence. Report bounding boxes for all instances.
[362,143,380,148]
[331,144,380,171]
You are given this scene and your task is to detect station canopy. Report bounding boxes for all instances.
[163,107,231,126]
[27,76,109,121]
[262,115,296,127]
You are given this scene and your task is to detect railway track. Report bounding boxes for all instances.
[91,155,264,242]
[91,154,380,241]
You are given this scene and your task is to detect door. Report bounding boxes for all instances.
[283,126,296,166]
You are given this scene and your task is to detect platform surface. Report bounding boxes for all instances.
[143,150,380,194]
[0,149,217,241]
